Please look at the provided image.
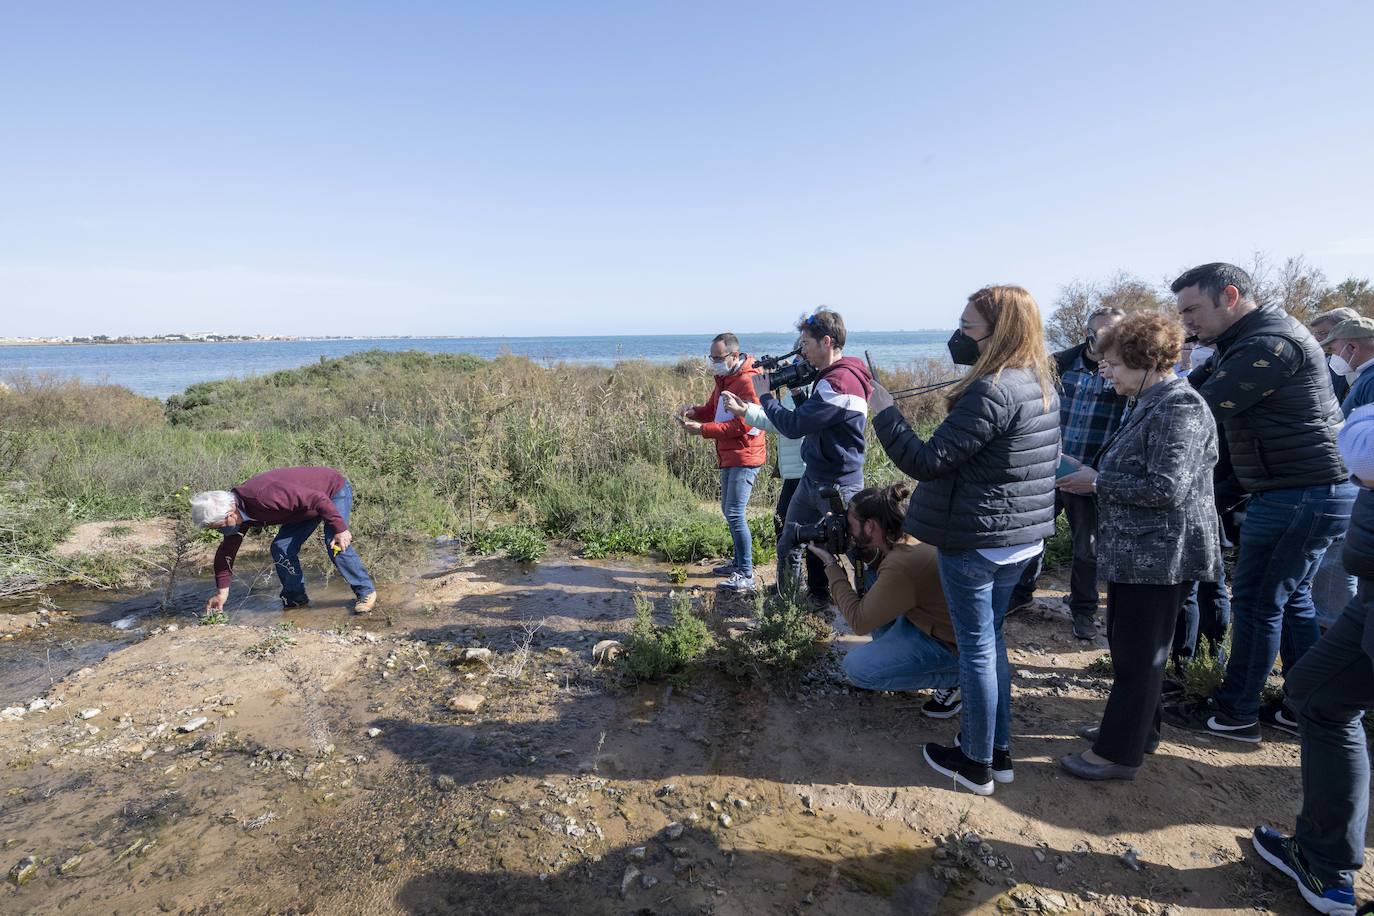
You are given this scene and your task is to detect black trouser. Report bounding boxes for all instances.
[1286,581,1374,887]
[1063,492,1100,621]
[775,477,827,600]
[1094,580,1193,767]
[1172,572,1231,669]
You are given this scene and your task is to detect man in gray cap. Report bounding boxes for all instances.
[1321,316,1374,417]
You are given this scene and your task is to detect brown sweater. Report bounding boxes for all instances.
[824,538,957,649]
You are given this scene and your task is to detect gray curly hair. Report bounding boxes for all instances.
[190,490,236,527]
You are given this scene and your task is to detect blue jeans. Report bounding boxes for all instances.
[271,480,376,603]
[776,476,863,596]
[937,548,1029,764]
[842,618,960,692]
[1286,582,1374,887]
[720,466,760,577]
[1312,534,1357,631]
[1213,483,1356,723]
[1174,572,1231,667]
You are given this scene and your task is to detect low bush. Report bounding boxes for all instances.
[465,525,547,564]
[620,592,713,683]
[720,589,826,680]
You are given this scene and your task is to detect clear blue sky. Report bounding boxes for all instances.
[2,1,1371,337]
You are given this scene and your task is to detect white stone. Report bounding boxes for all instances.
[78,708,101,719]
[366,727,382,738]
[178,717,208,733]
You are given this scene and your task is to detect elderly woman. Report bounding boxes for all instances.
[191,466,377,615]
[1057,312,1221,780]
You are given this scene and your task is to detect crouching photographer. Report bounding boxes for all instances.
[805,483,962,718]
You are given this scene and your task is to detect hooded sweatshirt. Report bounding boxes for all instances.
[760,355,873,486]
[687,354,767,469]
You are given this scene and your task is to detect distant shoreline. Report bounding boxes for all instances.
[0,330,938,347]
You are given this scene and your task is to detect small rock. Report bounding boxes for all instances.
[718,813,732,828]
[655,784,677,798]
[7,856,37,887]
[78,708,101,720]
[627,846,647,863]
[733,797,750,811]
[58,853,84,875]
[436,774,457,791]
[1120,848,1142,871]
[592,640,623,664]
[178,717,208,733]
[1033,848,1047,863]
[447,694,485,714]
[640,873,659,889]
[366,727,382,738]
[707,800,721,812]
[620,864,640,897]
[27,698,48,713]
[665,822,685,840]
[457,647,492,663]
[800,793,815,810]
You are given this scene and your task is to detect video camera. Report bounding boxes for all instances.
[793,485,850,555]
[755,348,819,392]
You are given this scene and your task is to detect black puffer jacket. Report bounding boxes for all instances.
[1188,307,1346,492]
[873,366,1060,549]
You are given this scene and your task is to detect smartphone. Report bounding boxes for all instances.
[1056,456,1078,479]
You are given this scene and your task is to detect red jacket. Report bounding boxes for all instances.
[689,355,767,469]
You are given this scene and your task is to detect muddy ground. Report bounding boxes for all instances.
[1,546,1370,915]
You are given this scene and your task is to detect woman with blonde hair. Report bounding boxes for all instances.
[869,286,1060,795]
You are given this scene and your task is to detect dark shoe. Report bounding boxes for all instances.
[1078,723,1159,755]
[1059,752,1139,781]
[922,743,993,796]
[1260,700,1301,737]
[281,596,311,610]
[711,562,739,577]
[1071,614,1097,640]
[1162,698,1260,744]
[922,687,962,720]
[954,732,1013,784]
[1252,826,1356,915]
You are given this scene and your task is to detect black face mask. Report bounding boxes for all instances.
[947,329,985,366]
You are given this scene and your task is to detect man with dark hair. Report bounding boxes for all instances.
[1163,262,1356,744]
[721,308,873,600]
[678,332,767,592]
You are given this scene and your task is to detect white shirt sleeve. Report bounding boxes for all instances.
[1339,402,1374,483]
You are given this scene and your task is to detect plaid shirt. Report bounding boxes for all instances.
[1060,352,1126,466]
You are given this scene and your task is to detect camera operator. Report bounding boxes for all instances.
[738,348,829,607]
[867,286,1059,796]
[805,483,964,719]
[720,308,873,601]
[676,332,766,593]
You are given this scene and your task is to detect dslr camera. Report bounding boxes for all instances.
[793,485,850,555]
[755,348,819,392]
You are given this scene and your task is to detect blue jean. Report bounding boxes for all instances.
[1173,572,1231,667]
[842,618,960,692]
[1312,534,1357,631]
[720,466,760,577]
[776,476,863,596]
[937,548,1029,764]
[1285,582,1374,887]
[271,480,376,603]
[1213,483,1356,723]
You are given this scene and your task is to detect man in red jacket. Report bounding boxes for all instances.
[677,333,767,592]
[190,466,378,614]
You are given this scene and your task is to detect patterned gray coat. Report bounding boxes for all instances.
[1095,377,1223,585]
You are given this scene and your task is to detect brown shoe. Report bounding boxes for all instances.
[354,592,377,615]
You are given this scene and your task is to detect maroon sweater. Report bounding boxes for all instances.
[213,466,349,588]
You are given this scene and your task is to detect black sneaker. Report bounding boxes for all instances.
[923,742,994,795]
[1071,614,1097,640]
[281,597,311,609]
[1260,700,1301,737]
[1162,698,1260,744]
[954,732,1013,784]
[1252,825,1356,915]
[922,687,962,719]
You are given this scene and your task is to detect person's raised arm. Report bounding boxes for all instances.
[872,382,1006,481]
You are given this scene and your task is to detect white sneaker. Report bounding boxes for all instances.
[717,572,757,592]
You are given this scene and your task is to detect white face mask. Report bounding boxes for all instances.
[710,357,735,376]
[1190,346,1215,371]
[1330,353,1354,378]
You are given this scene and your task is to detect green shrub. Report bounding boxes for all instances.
[465,525,547,564]
[1041,514,1073,570]
[620,592,713,683]
[1175,634,1230,700]
[720,590,826,680]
